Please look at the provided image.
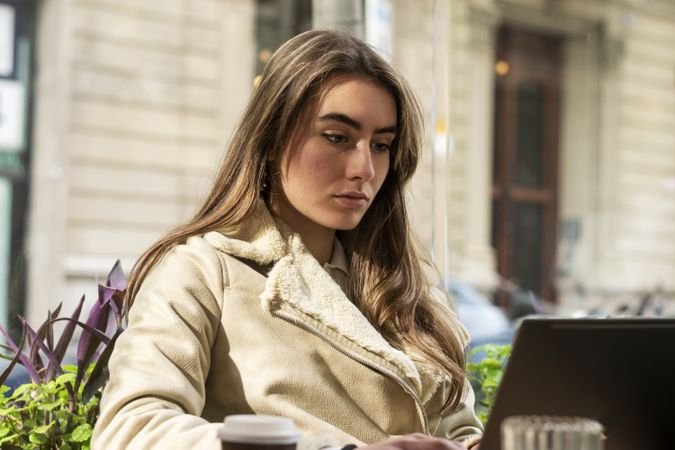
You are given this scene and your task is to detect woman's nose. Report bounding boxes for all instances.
[346,142,376,181]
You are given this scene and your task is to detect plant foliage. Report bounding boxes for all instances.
[467,343,512,425]
[0,261,126,449]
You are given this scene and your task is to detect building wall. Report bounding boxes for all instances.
[523,0,675,309]
[24,0,674,323]
[27,0,256,322]
[595,2,675,290]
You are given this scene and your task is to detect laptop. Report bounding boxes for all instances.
[479,317,675,450]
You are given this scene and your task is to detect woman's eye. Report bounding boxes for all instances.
[373,142,391,153]
[323,133,348,144]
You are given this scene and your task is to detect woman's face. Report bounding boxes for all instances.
[271,76,397,239]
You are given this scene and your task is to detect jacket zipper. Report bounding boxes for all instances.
[272,308,430,434]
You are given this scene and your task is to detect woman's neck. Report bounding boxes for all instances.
[268,199,335,265]
[299,228,335,265]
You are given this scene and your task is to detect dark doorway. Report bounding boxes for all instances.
[491,26,562,307]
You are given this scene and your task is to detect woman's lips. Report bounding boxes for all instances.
[334,193,368,208]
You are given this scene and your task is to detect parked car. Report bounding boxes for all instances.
[448,280,514,358]
[0,356,30,391]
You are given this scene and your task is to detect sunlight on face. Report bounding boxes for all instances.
[270,75,397,243]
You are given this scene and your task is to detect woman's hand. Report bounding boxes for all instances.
[356,433,470,450]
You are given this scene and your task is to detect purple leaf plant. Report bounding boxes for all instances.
[0,260,126,401]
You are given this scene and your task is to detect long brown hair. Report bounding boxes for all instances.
[126,29,467,412]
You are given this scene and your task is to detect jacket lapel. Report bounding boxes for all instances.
[207,200,451,399]
[260,233,424,393]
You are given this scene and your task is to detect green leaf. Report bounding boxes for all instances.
[63,365,78,373]
[38,400,63,411]
[32,422,54,434]
[29,432,48,444]
[54,409,69,423]
[70,423,93,443]
[11,383,37,397]
[0,433,20,445]
[482,378,499,388]
[56,373,77,386]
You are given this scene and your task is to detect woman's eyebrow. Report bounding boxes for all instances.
[318,112,397,134]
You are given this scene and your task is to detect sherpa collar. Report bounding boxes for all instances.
[205,199,451,398]
[261,233,424,390]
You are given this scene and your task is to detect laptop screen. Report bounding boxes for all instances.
[479,318,675,450]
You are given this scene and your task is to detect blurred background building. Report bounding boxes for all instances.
[0,0,673,334]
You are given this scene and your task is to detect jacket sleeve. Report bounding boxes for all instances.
[92,239,227,450]
[431,379,483,448]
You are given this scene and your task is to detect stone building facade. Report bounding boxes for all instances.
[4,0,673,325]
[393,0,675,313]
[26,0,257,321]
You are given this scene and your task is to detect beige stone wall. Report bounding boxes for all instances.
[27,0,256,322]
[545,0,675,309]
[602,7,675,288]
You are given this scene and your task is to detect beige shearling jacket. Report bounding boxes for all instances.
[92,201,483,450]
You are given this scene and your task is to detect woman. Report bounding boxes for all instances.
[92,30,482,450]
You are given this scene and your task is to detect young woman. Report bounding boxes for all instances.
[92,30,482,450]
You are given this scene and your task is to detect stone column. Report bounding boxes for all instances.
[459,2,500,288]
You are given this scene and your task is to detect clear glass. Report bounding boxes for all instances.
[501,416,604,450]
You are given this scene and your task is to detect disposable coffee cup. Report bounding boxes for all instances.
[218,415,302,450]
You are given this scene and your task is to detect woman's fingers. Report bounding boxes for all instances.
[395,435,465,450]
[358,434,467,450]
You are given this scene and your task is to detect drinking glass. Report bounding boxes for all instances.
[501,416,604,450]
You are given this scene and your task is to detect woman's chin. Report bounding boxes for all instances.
[327,215,366,231]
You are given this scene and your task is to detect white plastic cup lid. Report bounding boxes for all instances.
[218,415,302,445]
